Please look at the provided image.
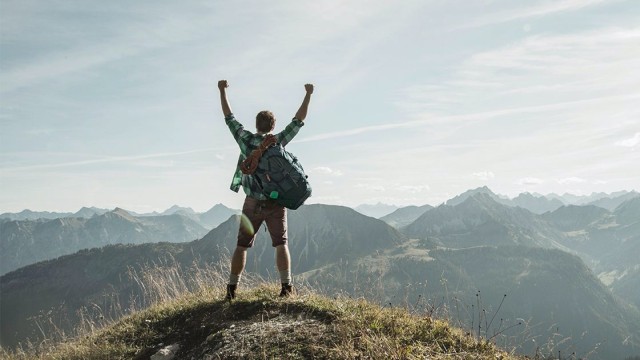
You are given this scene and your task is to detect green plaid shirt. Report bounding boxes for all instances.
[225,113,304,200]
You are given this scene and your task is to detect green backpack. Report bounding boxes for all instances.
[241,135,312,210]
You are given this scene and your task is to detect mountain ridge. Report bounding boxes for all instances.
[404,193,568,249]
[0,209,209,275]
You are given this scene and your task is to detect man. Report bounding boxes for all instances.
[218,79,313,300]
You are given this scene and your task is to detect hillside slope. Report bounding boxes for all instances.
[300,245,640,359]
[380,204,434,228]
[2,285,518,360]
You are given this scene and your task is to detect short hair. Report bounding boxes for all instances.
[256,110,276,133]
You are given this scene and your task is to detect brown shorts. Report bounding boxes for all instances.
[237,197,288,248]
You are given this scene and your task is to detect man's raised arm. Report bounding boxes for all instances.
[218,80,232,117]
[294,84,314,121]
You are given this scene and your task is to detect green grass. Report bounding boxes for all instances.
[4,283,520,360]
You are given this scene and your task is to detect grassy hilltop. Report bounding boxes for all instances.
[4,283,518,360]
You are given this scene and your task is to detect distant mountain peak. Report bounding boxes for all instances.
[445,186,500,206]
[205,203,233,212]
[459,192,504,209]
[380,204,434,228]
[162,205,196,215]
[73,206,109,218]
[109,207,136,221]
[353,202,399,218]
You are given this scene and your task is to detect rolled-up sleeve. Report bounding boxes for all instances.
[225,114,242,137]
[225,114,253,152]
[277,118,305,147]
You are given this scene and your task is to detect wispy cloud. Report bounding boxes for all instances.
[397,184,430,193]
[558,177,587,184]
[615,132,640,147]
[312,166,344,176]
[396,27,640,116]
[2,148,221,172]
[473,171,495,181]
[300,92,640,143]
[516,177,544,186]
[460,0,615,29]
[0,4,209,94]
[356,183,385,192]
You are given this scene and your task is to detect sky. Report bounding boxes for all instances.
[1,0,639,213]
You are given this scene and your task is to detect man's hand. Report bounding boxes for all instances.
[305,83,314,94]
[218,80,229,91]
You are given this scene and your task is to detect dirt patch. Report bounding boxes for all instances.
[192,315,330,359]
[135,296,340,360]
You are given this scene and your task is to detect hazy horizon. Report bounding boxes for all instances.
[1,187,637,214]
[2,1,639,214]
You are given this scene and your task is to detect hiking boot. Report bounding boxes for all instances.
[226,284,237,301]
[279,283,294,297]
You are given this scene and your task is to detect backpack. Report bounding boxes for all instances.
[240,135,312,210]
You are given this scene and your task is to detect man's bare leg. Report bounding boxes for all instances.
[276,244,294,296]
[275,244,290,273]
[231,246,248,278]
[227,246,248,300]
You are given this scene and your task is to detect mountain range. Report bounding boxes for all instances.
[0,207,110,221]
[1,189,639,359]
[355,187,638,219]
[0,203,238,227]
[0,204,238,275]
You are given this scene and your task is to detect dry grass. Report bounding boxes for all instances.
[1,256,523,359]
[3,284,522,359]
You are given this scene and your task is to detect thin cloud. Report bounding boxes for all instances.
[615,132,640,147]
[397,184,430,193]
[312,167,344,176]
[0,6,204,94]
[299,93,640,143]
[396,27,640,117]
[558,177,587,184]
[516,177,543,185]
[356,183,385,192]
[460,0,614,29]
[473,171,495,181]
[2,148,221,172]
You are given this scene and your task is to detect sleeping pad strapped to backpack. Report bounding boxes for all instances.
[240,134,311,210]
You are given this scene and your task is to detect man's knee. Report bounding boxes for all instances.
[235,245,249,252]
[274,244,288,251]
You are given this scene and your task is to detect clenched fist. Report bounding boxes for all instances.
[304,84,314,94]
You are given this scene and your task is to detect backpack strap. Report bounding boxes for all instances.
[240,134,277,175]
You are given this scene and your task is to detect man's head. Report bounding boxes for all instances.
[256,110,276,134]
